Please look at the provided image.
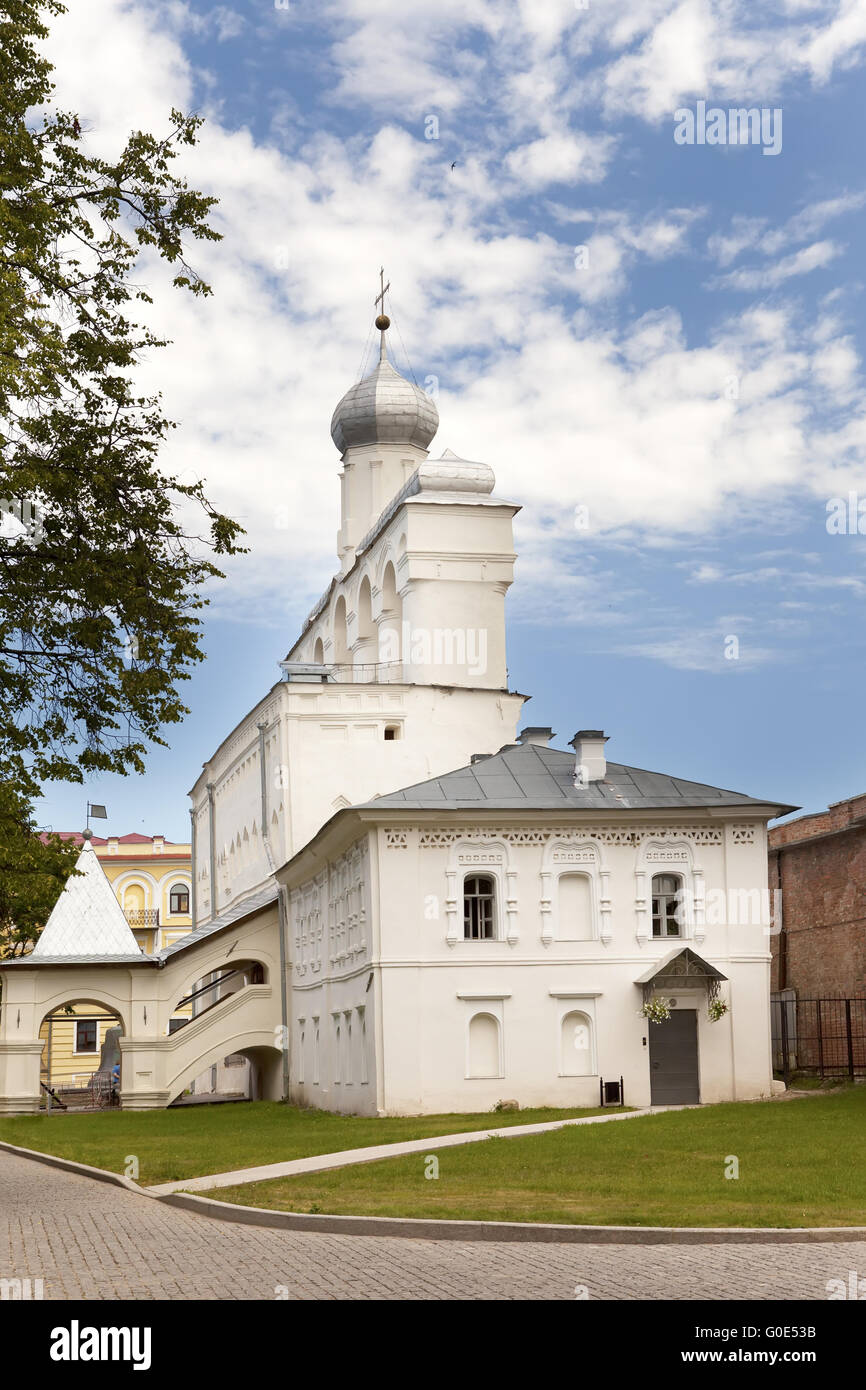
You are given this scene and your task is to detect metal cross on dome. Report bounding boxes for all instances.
[374,267,390,318]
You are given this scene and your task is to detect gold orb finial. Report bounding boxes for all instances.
[375,313,390,330]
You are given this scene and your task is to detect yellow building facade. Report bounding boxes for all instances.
[92,832,193,954]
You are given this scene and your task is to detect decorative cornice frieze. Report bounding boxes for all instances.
[383,824,756,849]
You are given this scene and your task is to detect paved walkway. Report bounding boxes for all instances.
[149,1105,688,1195]
[1,1149,863,1300]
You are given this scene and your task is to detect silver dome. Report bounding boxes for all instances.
[330,356,439,454]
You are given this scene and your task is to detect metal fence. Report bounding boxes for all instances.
[771,992,866,1081]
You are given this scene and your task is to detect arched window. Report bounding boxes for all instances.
[169,884,190,916]
[354,575,376,672]
[124,883,145,915]
[356,576,374,642]
[560,1011,594,1076]
[468,1012,501,1078]
[557,873,593,941]
[313,636,324,664]
[464,874,496,940]
[332,595,348,665]
[381,561,400,618]
[377,562,402,668]
[652,873,683,938]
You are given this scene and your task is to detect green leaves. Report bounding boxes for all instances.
[0,1,245,932]
[0,781,79,957]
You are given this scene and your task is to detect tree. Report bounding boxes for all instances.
[0,0,244,937]
[0,782,79,958]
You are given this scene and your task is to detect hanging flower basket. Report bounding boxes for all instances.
[707,996,729,1023]
[639,996,672,1024]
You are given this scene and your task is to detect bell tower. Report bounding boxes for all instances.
[331,272,440,572]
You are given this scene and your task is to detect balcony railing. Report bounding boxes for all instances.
[125,909,159,927]
[280,659,405,685]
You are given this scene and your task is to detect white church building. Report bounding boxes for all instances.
[0,300,794,1115]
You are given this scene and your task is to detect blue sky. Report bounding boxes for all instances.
[34,0,866,841]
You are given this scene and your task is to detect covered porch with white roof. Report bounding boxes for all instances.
[0,838,285,1112]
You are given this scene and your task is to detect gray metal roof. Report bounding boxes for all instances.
[359,743,796,814]
[635,946,727,984]
[3,884,280,970]
[330,355,438,453]
[2,952,155,967]
[157,882,280,962]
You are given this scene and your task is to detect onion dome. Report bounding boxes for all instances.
[330,337,439,454]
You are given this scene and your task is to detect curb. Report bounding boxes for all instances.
[3,1137,866,1245]
[159,1190,866,1244]
[0,1137,141,1194]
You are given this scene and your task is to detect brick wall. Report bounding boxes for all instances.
[769,794,866,996]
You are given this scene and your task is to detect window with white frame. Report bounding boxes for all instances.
[74,1019,98,1054]
[652,873,684,937]
[463,874,496,940]
[169,884,190,915]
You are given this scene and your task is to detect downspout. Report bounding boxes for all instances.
[258,720,276,875]
[206,782,217,924]
[277,885,290,1101]
[776,848,787,991]
[259,719,288,1099]
[257,721,275,872]
[189,806,197,928]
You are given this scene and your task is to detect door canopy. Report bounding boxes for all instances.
[635,947,727,1004]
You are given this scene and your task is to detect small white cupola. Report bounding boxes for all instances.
[569,730,609,786]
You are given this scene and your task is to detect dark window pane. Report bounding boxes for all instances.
[76,1021,97,1052]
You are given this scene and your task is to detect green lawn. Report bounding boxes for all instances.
[206,1088,866,1228]
[0,1102,610,1186]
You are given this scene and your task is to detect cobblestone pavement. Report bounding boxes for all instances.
[1,1151,862,1301]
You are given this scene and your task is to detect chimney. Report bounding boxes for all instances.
[569,730,609,785]
[517,726,555,747]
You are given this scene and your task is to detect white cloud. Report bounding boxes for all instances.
[555,207,703,300]
[708,194,866,267]
[802,0,866,83]
[709,240,842,290]
[602,0,715,121]
[37,0,866,639]
[613,631,779,672]
[505,132,614,189]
